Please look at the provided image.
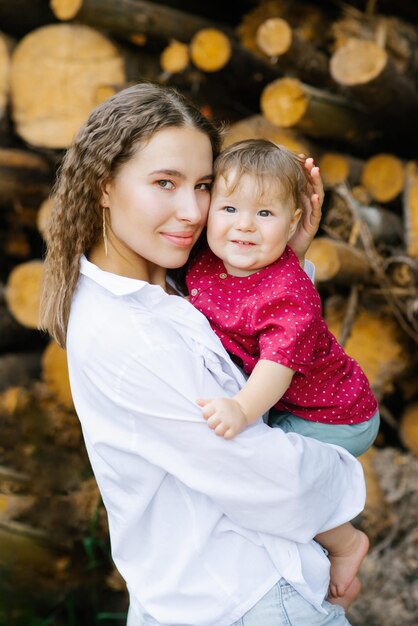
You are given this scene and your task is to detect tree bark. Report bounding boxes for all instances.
[330,39,418,143]
[0,352,41,391]
[324,296,408,398]
[260,77,378,148]
[403,161,418,257]
[306,237,373,284]
[0,148,51,207]
[50,0,225,44]
[256,17,331,88]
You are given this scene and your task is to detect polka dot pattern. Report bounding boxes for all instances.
[186,246,378,425]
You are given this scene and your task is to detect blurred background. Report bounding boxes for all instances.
[0,1,417,624]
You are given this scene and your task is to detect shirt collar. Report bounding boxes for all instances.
[80,255,152,296]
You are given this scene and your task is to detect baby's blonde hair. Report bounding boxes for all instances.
[214,139,309,209]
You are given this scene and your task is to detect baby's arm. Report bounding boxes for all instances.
[197,360,294,439]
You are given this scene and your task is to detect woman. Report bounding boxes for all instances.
[40,83,365,626]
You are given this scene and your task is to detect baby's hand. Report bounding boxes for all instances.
[196,397,248,439]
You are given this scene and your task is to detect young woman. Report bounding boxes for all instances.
[40,83,366,626]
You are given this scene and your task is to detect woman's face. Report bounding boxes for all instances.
[102,126,213,271]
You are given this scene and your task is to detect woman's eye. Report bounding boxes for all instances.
[258,210,272,217]
[196,182,212,191]
[157,180,175,189]
[224,206,236,213]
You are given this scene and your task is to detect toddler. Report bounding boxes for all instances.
[186,139,379,606]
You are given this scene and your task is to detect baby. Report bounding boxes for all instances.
[186,139,379,606]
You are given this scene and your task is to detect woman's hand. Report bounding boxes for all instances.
[288,157,324,264]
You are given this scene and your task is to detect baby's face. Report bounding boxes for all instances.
[207,172,302,277]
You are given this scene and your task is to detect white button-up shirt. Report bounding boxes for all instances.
[66,256,366,626]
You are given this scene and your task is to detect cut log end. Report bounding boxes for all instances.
[330,39,387,86]
[5,261,44,329]
[256,18,292,57]
[361,153,405,203]
[190,29,231,73]
[319,153,350,187]
[10,23,126,149]
[260,77,308,128]
[41,341,73,409]
[160,40,189,74]
[223,115,311,155]
[50,0,82,21]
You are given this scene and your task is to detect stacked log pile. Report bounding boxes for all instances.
[0,0,417,624]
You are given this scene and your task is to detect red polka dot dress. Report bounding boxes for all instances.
[186,246,377,425]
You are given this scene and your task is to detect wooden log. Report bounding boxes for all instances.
[0,353,41,391]
[260,77,377,147]
[50,0,224,44]
[360,153,405,203]
[5,260,43,328]
[324,195,403,246]
[324,296,408,397]
[36,197,53,240]
[383,257,418,288]
[0,1,57,38]
[41,341,73,409]
[0,148,51,207]
[190,28,232,73]
[187,28,286,110]
[0,33,10,133]
[403,161,418,257]
[330,39,418,137]
[255,17,330,88]
[331,5,418,75]
[0,304,47,353]
[222,114,314,156]
[160,40,189,75]
[237,0,328,56]
[306,237,373,284]
[10,23,126,149]
[399,403,418,457]
[358,448,393,543]
[319,152,363,188]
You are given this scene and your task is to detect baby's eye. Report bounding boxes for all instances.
[223,206,236,213]
[258,209,272,217]
[157,180,175,189]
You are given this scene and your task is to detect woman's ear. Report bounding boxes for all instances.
[288,207,303,239]
[100,179,111,209]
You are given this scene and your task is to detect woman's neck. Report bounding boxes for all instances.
[89,241,167,290]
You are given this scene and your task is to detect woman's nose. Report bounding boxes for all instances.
[177,189,207,223]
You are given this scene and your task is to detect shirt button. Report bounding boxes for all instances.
[219,273,227,279]
[191,288,198,296]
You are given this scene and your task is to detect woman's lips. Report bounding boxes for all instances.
[161,231,195,247]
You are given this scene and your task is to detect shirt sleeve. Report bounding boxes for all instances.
[113,341,365,543]
[255,291,321,375]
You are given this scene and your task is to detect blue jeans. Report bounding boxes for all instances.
[231,579,351,626]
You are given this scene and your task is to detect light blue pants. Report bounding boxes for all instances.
[231,579,351,625]
[268,409,380,457]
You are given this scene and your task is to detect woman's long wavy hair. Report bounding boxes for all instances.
[39,82,221,348]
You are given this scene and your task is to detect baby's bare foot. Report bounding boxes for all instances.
[328,529,369,598]
[328,577,361,611]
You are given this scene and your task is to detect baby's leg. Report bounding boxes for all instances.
[315,523,369,598]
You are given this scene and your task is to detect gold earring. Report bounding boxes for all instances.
[102,208,108,257]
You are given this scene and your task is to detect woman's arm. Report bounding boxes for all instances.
[112,341,365,543]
